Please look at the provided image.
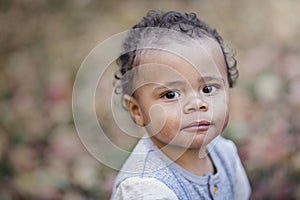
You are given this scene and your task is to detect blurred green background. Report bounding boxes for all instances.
[0,0,300,199]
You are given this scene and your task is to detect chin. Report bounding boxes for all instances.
[187,142,206,149]
[174,139,206,149]
[187,135,217,149]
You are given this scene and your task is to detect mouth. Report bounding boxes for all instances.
[182,120,211,132]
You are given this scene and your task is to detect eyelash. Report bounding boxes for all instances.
[159,84,221,100]
[160,90,180,101]
[201,84,220,95]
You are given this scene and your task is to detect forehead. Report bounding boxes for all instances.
[135,39,227,83]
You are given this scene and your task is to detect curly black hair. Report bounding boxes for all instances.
[115,10,238,95]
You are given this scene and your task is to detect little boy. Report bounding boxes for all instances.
[111,10,251,200]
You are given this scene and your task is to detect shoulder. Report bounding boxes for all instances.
[213,137,252,199]
[116,137,170,175]
[210,136,239,179]
[112,138,176,197]
[218,136,237,149]
[112,177,178,200]
[210,136,238,156]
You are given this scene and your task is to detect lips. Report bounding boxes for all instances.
[182,120,211,132]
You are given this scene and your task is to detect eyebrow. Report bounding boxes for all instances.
[152,80,186,91]
[152,76,225,92]
[199,76,225,83]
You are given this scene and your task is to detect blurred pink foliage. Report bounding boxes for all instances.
[0,0,299,199]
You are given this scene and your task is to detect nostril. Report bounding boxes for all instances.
[185,101,208,113]
[200,105,208,111]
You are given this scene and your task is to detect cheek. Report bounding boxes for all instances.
[222,109,230,131]
[151,108,181,138]
[144,104,181,135]
[211,95,229,124]
[155,118,181,144]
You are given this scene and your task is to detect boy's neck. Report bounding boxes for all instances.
[150,137,215,176]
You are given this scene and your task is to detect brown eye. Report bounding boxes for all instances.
[162,91,179,100]
[202,85,217,94]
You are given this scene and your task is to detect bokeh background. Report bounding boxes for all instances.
[1,0,300,199]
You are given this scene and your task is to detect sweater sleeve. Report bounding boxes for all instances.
[113,177,178,200]
[234,155,252,200]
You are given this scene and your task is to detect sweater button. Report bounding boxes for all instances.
[213,185,218,195]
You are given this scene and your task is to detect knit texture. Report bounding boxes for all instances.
[111,136,238,200]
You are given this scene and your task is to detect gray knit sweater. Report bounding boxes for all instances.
[111,136,251,200]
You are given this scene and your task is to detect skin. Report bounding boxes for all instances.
[124,38,230,176]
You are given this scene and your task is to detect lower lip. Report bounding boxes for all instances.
[183,125,210,132]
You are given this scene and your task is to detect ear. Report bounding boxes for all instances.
[123,94,144,126]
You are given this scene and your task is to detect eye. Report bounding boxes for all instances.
[202,85,217,94]
[162,90,180,100]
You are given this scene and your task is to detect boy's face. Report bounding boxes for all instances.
[126,39,229,149]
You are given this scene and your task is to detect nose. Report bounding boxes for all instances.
[183,94,208,113]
